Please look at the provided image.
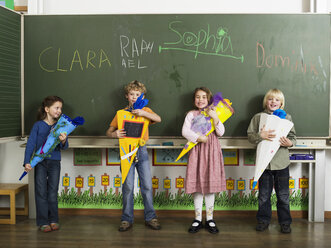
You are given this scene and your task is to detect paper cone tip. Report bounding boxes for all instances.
[19,171,27,181]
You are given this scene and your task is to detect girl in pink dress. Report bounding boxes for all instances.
[182,87,226,234]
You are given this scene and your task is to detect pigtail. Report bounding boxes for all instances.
[37,105,46,121]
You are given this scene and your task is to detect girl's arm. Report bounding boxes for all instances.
[23,123,39,165]
[206,107,225,137]
[214,121,225,137]
[182,111,200,143]
[59,133,69,150]
[24,163,32,172]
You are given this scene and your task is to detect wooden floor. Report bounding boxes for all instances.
[0,212,331,248]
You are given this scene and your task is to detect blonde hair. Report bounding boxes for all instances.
[124,80,147,95]
[263,89,285,110]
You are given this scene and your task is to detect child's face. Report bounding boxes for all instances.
[266,96,282,113]
[126,90,142,107]
[45,101,62,120]
[194,90,209,110]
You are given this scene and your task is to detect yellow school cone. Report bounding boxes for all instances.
[176,98,234,162]
[117,110,149,183]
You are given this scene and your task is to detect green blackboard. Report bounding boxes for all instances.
[0,6,21,138]
[24,14,330,137]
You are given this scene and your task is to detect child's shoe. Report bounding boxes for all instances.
[256,221,269,232]
[145,218,161,230]
[50,223,60,231]
[188,219,203,233]
[205,220,219,234]
[280,224,291,234]
[118,221,132,232]
[39,225,52,233]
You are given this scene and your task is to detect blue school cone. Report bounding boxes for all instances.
[19,114,84,181]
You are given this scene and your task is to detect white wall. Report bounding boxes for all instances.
[25,0,331,15]
[28,0,309,14]
[0,141,27,207]
[14,0,27,7]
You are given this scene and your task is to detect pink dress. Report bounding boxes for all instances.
[182,110,226,194]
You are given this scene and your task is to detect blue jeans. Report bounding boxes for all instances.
[34,159,61,226]
[257,167,292,225]
[121,146,157,223]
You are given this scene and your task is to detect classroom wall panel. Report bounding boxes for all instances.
[0,6,21,138]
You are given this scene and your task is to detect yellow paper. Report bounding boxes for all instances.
[117,110,149,183]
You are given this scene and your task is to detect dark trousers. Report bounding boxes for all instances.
[257,167,292,225]
[34,159,61,226]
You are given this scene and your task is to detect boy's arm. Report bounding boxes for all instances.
[106,126,126,138]
[247,114,263,145]
[106,126,116,138]
[282,114,296,147]
[132,109,161,123]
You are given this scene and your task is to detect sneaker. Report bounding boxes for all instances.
[280,224,291,234]
[145,218,161,230]
[50,223,60,231]
[205,220,219,234]
[118,221,132,232]
[188,219,203,233]
[39,225,52,233]
[256,222,269,232]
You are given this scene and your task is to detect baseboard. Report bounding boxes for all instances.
[58,208,308,218]
[324,211,331,219]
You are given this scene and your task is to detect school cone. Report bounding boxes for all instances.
[176,94,234,162]
[252,111,293,189]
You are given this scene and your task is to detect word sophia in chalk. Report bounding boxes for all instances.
[120,35,154,69]
[159,21,244,63]
[39,47,111,72]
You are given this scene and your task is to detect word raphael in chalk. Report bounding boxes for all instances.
[159,20,244,62]
[120,35,154,69]
[39,47,111,72]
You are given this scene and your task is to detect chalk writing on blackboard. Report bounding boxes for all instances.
[39,47,111,72]
[256,42,319,74]
[120,35,154,69]
[159,21,244,63]
[256,42,327,93]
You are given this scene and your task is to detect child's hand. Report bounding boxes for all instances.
[24,164,32,172]
[115,128,126,138]
[197,135,208,143]
[59,132,67,144]
[279,136,292,147]
[259,125,275,141]
[132,109,145,117]
[206,106,219,123]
